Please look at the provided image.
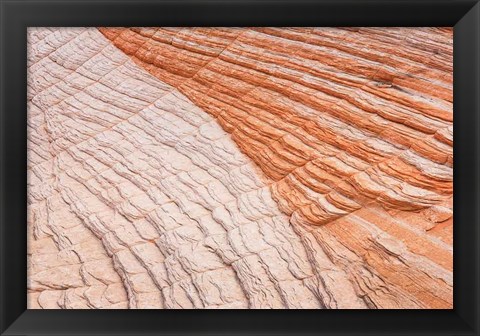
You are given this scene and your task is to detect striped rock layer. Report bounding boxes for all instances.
[27,27,453,309]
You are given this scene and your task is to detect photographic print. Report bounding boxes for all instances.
[27,27,453,309]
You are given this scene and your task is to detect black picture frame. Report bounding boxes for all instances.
[1,0,479,335]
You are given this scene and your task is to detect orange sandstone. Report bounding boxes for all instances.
[27,27,452,309]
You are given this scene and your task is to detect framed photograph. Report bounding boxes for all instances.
[1,0,479,335]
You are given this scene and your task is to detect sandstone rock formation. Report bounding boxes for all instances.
[27,27,453,309]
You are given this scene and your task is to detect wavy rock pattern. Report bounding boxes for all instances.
[28,27,453,309]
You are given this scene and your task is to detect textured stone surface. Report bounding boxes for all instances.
[28,27,452,309]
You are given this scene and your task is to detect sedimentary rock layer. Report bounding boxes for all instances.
[28,27,453,309]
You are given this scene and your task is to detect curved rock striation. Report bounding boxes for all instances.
[28,27,453,309]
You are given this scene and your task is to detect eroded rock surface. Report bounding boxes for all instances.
[28,27,453,309]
